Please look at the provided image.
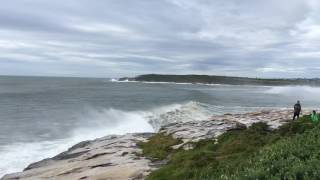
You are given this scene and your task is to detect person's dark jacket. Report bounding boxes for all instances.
[294,103,301,113]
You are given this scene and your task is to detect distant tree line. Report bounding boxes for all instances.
[119,74,320,86]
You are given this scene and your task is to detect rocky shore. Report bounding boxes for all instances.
[2,109,312,180]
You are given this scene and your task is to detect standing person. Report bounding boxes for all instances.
[311,110,319,124]
[293,100,301,120]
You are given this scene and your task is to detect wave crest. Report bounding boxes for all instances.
[0,101,215,176]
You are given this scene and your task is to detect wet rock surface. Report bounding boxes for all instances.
[2,109,312,180]
[2,134,156,180]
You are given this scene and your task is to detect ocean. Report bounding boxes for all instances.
[1,76,320,176]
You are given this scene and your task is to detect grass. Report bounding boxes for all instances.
[138,133,182,161]
[231,127,320,180]
[140,115,318,180]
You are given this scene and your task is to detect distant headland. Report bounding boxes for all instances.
[119,74,320,86]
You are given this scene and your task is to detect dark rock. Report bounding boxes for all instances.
[121,152,129,156]
[68,141,91,151]
[53,150,89,161]
[57,167,82,176]
[89,163,114,169]
[24,158,53,171]
[233,122,247,130]
[85,152,115,160]
[134,132,155,139]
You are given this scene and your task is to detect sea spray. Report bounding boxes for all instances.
[0,101,215,176]
[265,86,320,103]
[0,100,302,177]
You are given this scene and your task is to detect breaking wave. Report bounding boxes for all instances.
[109,79,222,86]
[0,100,273,177]
[0,101,215,176]
[265,86,320,100]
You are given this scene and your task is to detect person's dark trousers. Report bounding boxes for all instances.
[293,112,300,120]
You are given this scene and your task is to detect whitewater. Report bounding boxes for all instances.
[1,76,320,177]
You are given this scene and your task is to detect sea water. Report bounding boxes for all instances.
[1,76,320,176]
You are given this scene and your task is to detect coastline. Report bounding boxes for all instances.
[2,109,312,180]
[113,79,320,89]
[119,74,320,87]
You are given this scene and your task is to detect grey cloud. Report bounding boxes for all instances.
[0,0,320,78]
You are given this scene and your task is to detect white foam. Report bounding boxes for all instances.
[266,86,320,100]
[0,108,154,177]
[140,81,225,86]
[0,101,273,177]
[1,102,211,177]
[0,140,75,177]
[109,79,138,83]
[142,81,193,85]
[109,80,223,86]
[146,101,213,130]
[110,78,118,82]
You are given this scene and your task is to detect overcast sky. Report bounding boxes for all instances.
[0,0,320,78]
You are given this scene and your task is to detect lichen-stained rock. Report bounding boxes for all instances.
[1,133,156,180]
[159,109,312,143]
[160,120,237,143]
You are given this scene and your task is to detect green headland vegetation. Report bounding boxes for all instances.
[140,115,320,179]
[120,74,320,86]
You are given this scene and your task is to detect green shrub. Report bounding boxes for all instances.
[147,122,279,180]
[233,126,320,179]
[277,115,314,136]
[138,133,182,160]
[145,115,318,180]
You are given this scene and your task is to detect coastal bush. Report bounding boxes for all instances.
[138,133,182,160]
[277,115,314,136]
[231,125,320,179]
[146,123,279,180]
[145,115,318,180]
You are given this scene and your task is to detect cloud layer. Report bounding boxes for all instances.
[0,0,320,78]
